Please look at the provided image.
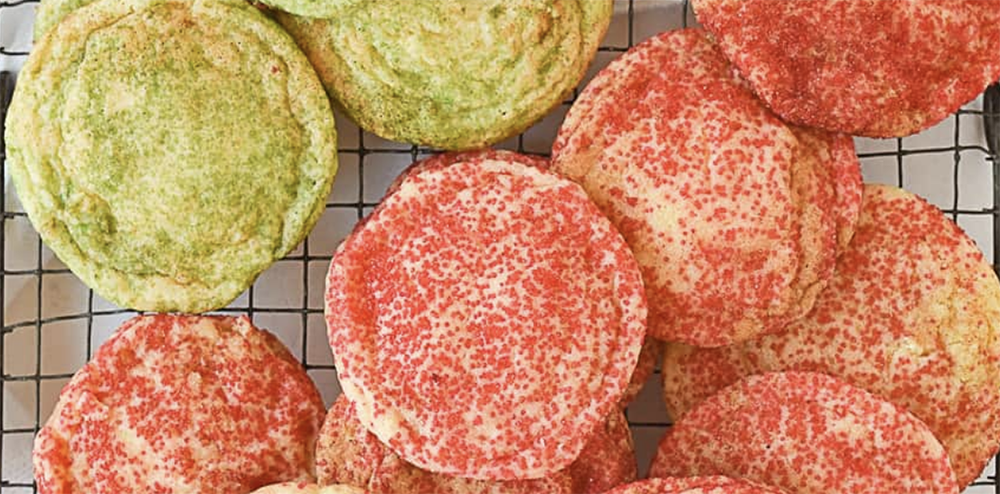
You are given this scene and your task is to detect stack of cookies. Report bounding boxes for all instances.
[4,0,1000,493]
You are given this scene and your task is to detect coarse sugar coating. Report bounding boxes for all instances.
[619,338,661,408]
[33,315,326,494]
[604,477,787,494]
[650,372,959,494]
[6,0,338,313]
[249,483,364,494]
[315,396,635,494]
[277,0,612,150]
[564,405,636,494]
[325,150,647,479]
[661,184,1000,487]
[385,153,658,410]
[552,28,861,347]
[692,0,1000,137]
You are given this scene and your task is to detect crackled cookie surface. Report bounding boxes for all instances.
[692,0,1000,137]
[661,185,1000,487]
[552,28,861,347]
[7,0,337,313]
[33,315,326,494]
[278,0,611,149]
[325,150,646,479]
[650,372,958,494]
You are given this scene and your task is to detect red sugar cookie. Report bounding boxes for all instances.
[650,372,959,494]
[33,315,326,494]
[566,406,637,494]
[316,396,635,494]
[620,338,661,408]
[693,0,1000,137]
[552,28,861,347]
[661,185,1000,487]
[604,477,786,494]
[325,150,647,479]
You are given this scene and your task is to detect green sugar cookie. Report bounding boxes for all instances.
[6,0,338,313]
[32,0,90,40]
[278,0,612,150]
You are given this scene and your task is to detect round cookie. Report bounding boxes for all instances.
[316,396,635,494]
[552,28,862,347]
[324,150,646,479]
[33,315,326,494]
[6,0,338,313]
[277,0,612,150]
[692,0,1000,137]
[650,372,959,494]
[604,477,786,494]
[661,185,1000,487]
[250,484,364,494]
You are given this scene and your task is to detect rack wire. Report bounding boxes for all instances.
[1,0,1000,492]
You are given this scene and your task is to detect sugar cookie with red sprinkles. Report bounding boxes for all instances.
[661,184,1000,487]
[566,405,636,494]
[315,396,635,494]
[649,372,959,494]
[250,483,363,494]
[692,0,1000,137]
[325,150,647,479]
[32,315,326,494]
[603,477,787,494]
[551,28,861,347]
[619,338,662,408]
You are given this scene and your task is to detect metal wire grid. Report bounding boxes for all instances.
[0,0,998,491]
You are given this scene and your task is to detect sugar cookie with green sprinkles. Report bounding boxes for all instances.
[278,0,612,150]
[5,0,338,313]
[32,0,91,40]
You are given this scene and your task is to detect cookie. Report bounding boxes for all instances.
[552,28,862,347]
[620,338,661,408]
[386,150,653,411]
[277,0,611,150]
[604,477,786,494]
[566,406,636,494]
[32,0,90,39]
[650,372,959,494]
[316,396,635,494]
[250,483,363,494]
[6,0,337,313]
[33,315,326,494]
[661,185,1000,487]
[325,150,646,479]
[692,0,1000,137]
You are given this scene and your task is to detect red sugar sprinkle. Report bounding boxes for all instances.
[552,29,861,347]
[603,477,786,494]
[33,315,326,494]
[315,396,635,494]
[324,150,647,480]
[650,371,959,494]
[619,338,661,409]
[661,185,1000,487]
[693,0,1000,137]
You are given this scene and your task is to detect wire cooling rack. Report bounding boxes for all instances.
[1,0,1000,492]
